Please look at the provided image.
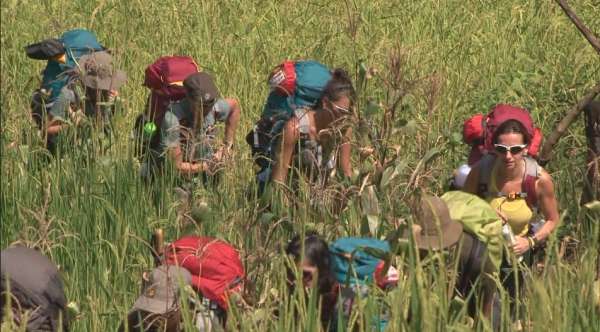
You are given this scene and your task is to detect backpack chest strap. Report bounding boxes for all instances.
[483,191,528,200]
[478,155,540,212]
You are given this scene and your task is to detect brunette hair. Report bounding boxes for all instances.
[285,231,335,295]
[322,69,353,101]
[491,119,532,146]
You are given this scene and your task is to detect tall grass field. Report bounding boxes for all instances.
[1,0,599,331]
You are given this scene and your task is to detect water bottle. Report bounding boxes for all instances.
[502,224,523,263]
[453,164,472,189]
[142,122,157,142]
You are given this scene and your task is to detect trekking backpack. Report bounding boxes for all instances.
[162,236,245,311]
[328,237,398,331]
[142,55,200,131]
[462,104,543,166]
[441,190,505,273]
[246,60,332,169]
[131,56,199,160]
[26,29,106,102]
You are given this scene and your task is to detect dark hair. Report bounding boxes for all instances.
[285,231,335,295]
[491,119,532,146]
[314,69,353,110]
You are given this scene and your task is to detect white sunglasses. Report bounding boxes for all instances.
[493,144,527,154]
[331,102,350,114]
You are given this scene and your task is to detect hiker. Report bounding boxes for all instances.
[461,118,560,320]
[161,235,250,331]
[284,232,338,331]
[156,72,240,185]
[44,51,127,156]
[118,265,194,332]
[119,234,249,332]
[284,232,397,331]
[1,246,70,331]
[394,195,499,330]
[28,29,108,137]
[268,69,353,184]
[249,67,354,206]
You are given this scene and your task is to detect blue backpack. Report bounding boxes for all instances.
[27,29,105,102]
[245,60,332,170]
[328,238,392,331]
[329,237,390,286]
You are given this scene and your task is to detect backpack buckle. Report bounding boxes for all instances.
[508,191,517,199]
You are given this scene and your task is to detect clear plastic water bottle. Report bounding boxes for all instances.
[502,224,523,263]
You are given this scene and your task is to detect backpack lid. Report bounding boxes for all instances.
[292,60,332,108]
[329,237,390,285]
[163,236,244,309]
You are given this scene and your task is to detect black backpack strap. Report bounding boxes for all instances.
[477,154,494,199]
[457,233,486,298]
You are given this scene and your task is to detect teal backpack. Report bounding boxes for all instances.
[245,60,332,170]
[328,237,393,332]
[27,29,106,102]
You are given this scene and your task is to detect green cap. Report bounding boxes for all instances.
[143,122,157,139]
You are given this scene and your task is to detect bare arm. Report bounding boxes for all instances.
[337,127,353,177]
[533,169,560,241]
[223,98,239,145]
[166,145,203,178]
[270,118,300,184]
[45,107,85,136]
[46,115,63,136]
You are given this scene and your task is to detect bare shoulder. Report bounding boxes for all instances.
[537,167,555,189]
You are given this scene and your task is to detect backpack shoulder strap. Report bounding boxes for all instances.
[477,154,495,199]
[294,107,311,136]
[522,156,540,212]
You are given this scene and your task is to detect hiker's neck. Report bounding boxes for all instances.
[497,159,525,181]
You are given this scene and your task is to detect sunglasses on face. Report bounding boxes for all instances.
[331,102,350,114]
[494,144,527,155]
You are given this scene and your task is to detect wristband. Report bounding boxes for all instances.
[527,236,535,249]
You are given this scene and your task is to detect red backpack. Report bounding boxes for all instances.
[463,104,543,167]
[162,236,245,310]
[462,104,543,212]
[143,55,199,130]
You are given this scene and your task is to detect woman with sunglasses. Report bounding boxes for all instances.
[267,69,354,191]
[462,118,559,323]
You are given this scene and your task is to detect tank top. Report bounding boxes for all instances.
[485,159,534,236]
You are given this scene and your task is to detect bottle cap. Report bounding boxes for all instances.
[143,122,157,138]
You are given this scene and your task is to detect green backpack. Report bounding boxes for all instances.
[440,191,504,272]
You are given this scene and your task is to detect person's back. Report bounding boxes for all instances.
[0,247,69,332]
[395,196,499,330]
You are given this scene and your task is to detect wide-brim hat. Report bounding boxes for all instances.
[77,51,127,91]
[132,265,192,314]
[403,196,463,250]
